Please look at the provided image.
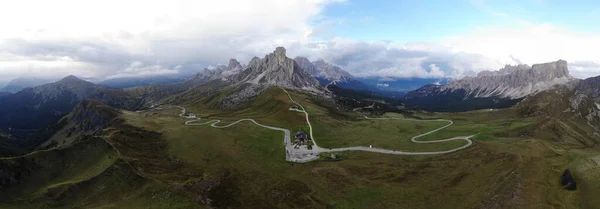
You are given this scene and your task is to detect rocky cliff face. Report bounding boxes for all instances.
[574,75,600,103]
[293,56,375,92]
[404,60,575,112]
[443,60,574,99]
[192,58,244,82]
[293,57,354,82]
[234,47,320,90]
[311,59,355,82]
[294,57,319,76]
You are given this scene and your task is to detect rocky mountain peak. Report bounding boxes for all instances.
[232,47,320,90]
[531,59,571,79]
[56,75,95,88]
[443,60,575,99]
[274,47,287,64]
[228,58,242,70]
[311,59,354,81]
[294,56,318,75]
[59,75,83,83]
[313,58,325,64]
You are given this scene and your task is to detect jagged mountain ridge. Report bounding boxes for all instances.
[190,47,321,90]
[294,57,354,82]
[294,56,374,92]
[191,58,244,83]
[0,47,325,135]
[232,47,320,89]
[445,60,574,99]
[404,60,577,112]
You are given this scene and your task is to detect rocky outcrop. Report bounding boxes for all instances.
[560,169,577,190]
[575,75,600,103]
[293,57,354,82]
[404,60,575,112]
[311,59,354,82]
[234,47,321,90]
[192,58,244,82]
[443,60,574,99]
[293,57,374,92]
[294,57,319,76]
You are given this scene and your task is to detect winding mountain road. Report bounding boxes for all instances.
[167,88,474,162]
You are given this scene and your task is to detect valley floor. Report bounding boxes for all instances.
[159,88,475,163]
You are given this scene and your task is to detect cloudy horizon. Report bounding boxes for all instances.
[1,0,600,86]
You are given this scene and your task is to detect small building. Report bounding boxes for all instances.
[294,131,309,144]
[289,105,300,111]
[186,113,196,118]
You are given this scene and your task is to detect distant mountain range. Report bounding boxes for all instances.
[3,47,600,139]
[0,77,53,93]
[403,60,578,111]
[0,75,209,136]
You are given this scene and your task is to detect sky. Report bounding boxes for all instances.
[1,0,600,86]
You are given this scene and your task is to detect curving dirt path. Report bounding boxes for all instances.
[168,88,474,162]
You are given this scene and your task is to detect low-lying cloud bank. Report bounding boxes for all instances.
[0,0,599,86]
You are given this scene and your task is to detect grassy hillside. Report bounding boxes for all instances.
[2,86,600,208]
[118,86,595,208]
[0,136,199,209]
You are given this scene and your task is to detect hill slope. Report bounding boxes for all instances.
[514,87,600,147]
[0,75,211,137]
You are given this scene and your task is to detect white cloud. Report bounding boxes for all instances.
[287,23,600,80]
[445,23,600,78]
[105,61,180,79]
[376,83,389,87]
[1,0,599,84]
[286,38,499,79]
[428,64,444,77]
[0,0,342,81]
